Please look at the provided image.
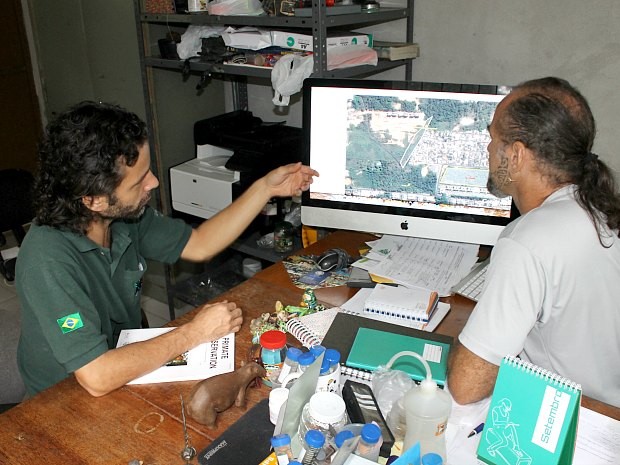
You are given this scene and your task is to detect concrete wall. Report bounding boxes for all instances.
[241,0,620,177]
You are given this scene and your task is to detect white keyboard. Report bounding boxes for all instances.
[451,259,489,302]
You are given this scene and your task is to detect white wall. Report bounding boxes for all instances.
[238,0,620,177]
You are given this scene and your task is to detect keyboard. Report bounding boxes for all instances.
[451,258,489,302]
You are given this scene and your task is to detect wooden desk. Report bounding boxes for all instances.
[0,231,617,464]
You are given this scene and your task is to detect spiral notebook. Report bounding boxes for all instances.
[285,307,340,348]
[363,284,439,323]
[477,356,582,465]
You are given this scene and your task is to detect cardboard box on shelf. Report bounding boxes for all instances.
[271,30,373,52]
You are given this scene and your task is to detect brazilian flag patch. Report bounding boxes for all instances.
[57,312,84,334]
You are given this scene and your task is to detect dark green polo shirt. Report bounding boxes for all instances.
[15,207,192,396]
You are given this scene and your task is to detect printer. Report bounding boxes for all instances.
[170,144,239,219]
[170,111,303,220]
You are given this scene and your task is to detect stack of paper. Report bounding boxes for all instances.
[351,235,479,296]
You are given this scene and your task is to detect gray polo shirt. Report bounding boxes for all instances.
[16,207,192,396]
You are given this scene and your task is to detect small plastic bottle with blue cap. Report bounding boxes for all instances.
[315,348,341,393]
[334,430,355,449]
[271,433,294,465]
[299,430,325,465]
[298,351,316,372]
[354,423,383,462]
[277,346,303,385]
[309,344,326,358]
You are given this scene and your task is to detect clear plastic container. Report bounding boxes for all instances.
[259,330,288,387]
[274,221,294,253]
[298,392,348,445]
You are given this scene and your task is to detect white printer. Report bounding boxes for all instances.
[170,144,240,219]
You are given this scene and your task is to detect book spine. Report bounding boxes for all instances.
[341,308,427,330]
[363,302,428,322]
[285,318,321,349]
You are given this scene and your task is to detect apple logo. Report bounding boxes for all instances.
[400,220,409,230]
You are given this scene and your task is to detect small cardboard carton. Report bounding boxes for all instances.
[271,30,373,52]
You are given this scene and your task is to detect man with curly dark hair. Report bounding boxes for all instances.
[448,77,620,408]
[15,101,318,397]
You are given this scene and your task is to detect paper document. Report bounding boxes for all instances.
[573,407,620,464]
[366,236,479,295]
[116,327,235,384]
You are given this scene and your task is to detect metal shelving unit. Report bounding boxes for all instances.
[133,0,415,319]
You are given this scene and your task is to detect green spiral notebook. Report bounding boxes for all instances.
[477,356,582,465]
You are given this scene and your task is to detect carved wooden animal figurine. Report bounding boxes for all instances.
[187,361,266,428]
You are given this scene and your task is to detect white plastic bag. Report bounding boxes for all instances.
[177,25,227,59]
[271,54,314,106]
[371,364,415,441]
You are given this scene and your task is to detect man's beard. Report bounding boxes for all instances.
[487,173,510,199]
[486,147,511,199]
[99,194,151,220]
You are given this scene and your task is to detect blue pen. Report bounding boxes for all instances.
[467,423,484,438]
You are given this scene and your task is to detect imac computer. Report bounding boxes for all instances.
[301,78,518,246]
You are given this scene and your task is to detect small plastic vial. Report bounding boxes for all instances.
[354,423,383,462]
[298,352,316,372]
[271,433,294,465]
[259,330,288,387]
[277,346,303,384]
[299,430,325,465]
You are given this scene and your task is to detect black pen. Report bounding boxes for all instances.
[468,422,484,438]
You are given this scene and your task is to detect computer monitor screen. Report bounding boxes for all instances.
[301,78,517,245]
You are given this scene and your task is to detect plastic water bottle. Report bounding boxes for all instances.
[387,351,451,462]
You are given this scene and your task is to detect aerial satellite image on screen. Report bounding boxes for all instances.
[343,94,512,218]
